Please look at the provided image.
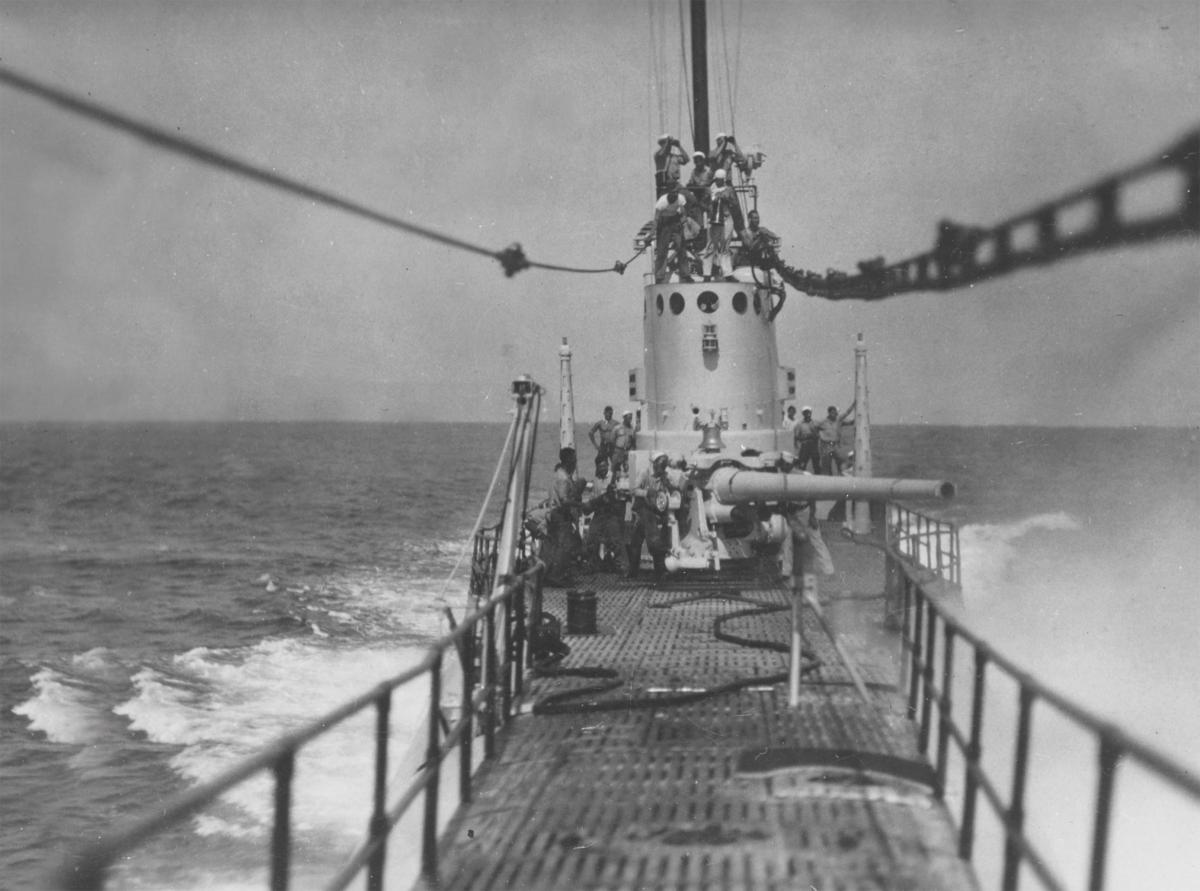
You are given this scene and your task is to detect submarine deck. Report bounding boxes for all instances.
[422,527,978,891]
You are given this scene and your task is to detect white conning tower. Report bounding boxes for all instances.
[636,276,789,455]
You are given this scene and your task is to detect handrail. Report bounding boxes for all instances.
[52,380,546,891]
[887,508,1200,891]
[887,502,960,585]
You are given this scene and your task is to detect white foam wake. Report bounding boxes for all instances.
[114,635,445,845]
[11,649,130,744]
[957,511,1079,601]
[12,668,105,745]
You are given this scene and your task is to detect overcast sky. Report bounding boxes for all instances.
[1,1,1197,426]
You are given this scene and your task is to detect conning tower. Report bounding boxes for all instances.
[635,274,793,455]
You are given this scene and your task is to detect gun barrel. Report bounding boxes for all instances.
[708,468,955,504]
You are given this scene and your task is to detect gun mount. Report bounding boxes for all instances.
[619,447,954,575]
[708,466,954,503]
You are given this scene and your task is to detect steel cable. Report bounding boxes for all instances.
[0,65,628,279]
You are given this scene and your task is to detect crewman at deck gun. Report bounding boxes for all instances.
[626,452,679,582]
[543,447,587,585]
[581,457,626,574]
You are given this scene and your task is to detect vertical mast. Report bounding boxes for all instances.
[559,337,575,449]
[851,334,873,534]
[689,0,709,154]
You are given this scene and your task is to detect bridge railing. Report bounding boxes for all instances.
[888,507,1200,891]
[52,380,546,891]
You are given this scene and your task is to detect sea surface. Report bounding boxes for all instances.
[2,422,1197,890]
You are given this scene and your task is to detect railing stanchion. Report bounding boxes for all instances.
[460,625,474,805]
[500,582,513,721]
[1088,736,1120,891]
[960,649,988,860]
[935,627,955,799]
[1002,687,1036,891]
[367,691,391,891]
[421,651,443,885]
[270,750,295,891]
[919,605,937,754]
[483,605,497,760]
[527,564,543,669]
[512,580,526,703]
[908,586,923,721]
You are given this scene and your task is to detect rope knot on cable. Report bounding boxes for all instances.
[497,243,530,277]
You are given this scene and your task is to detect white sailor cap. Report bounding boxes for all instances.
[658,133,671,144]
[801,406,813,413]
[713,169,727,180]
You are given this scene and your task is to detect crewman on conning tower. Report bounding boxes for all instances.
[653,134,690,198]
[654,185,693,282]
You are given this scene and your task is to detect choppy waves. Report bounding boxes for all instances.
[958,511,1081,599]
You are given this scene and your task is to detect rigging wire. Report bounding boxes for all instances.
[434,419,518,608]
[0,64,625,278]
[720,0,736,136]
[648,2,666,135]
[733,0,744,128]
[676,0,694,146]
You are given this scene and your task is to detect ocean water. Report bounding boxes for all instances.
[2,422,1197,889]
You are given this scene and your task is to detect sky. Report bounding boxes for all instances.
[1,1,1197,426]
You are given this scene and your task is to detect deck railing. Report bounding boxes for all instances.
[889,507,1200,891]
[887,501,960,585]
[52,380,545,891]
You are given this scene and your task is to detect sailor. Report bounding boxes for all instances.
[708,132,747,180]
[779,498,835,581]
[666,452,691,536]
[702,169,742,281]
[543,447,586,585]
[653,133,690,198]
[793,406,820,473]
[588,405,618,467]
[817,402,856,475]
[739,209,780,269]
[626,451,676,581]
[654,185,693,283]
[685,150,713,206]
[783,405,799,434]
[581,457,626,573]
[684,151,712,249]
[610,409,639,474]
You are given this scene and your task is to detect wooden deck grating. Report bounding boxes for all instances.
[421,531,978,890]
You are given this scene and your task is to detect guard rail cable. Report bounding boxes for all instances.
[885,505,1200,891]
[52,380,546,891]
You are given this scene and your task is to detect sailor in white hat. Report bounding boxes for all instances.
[653,133,689,198]
[702,168,739,280]
[794,407,820,473]
[611,409,639,473]
[709,131,746,180]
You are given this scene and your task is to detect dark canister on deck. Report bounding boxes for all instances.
[565,589,597,635]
